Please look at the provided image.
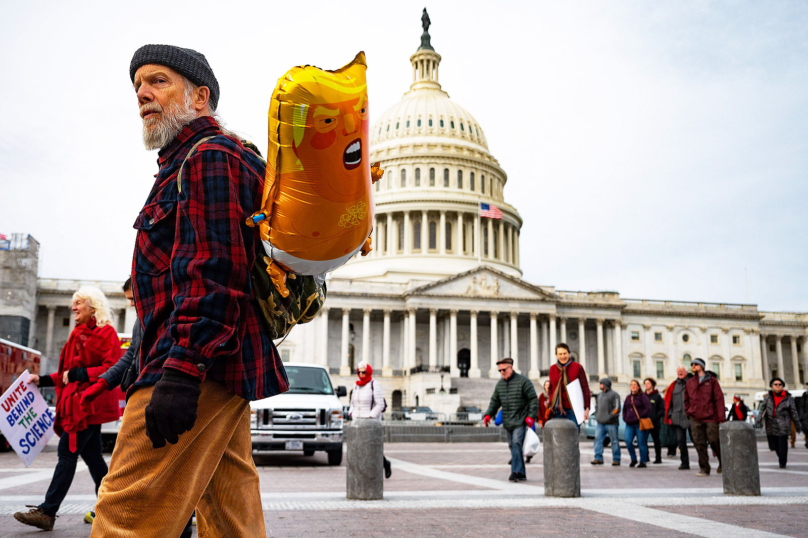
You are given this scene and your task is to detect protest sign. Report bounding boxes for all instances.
[566,378,586,425]
[0,370,55,466]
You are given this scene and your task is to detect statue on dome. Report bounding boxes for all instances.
[420,8,434,50]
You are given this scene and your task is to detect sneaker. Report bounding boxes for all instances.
[629,461,637,468]
[717,466,722,475]
[653,459,662,464]
[678,464,690,470]
[612,461,621,466]
[590,459,604,465]
[697,470,710,477]
[14,506,55,531]
[638,462,647,468]
[515,473,527,482]
[84,510,95,524]
[508,472,518,482]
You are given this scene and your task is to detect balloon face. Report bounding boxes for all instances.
[253,52,378,289]
[293,94,370,203]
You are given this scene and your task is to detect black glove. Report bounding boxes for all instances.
[67,368,89,383]
[145,369,201,449]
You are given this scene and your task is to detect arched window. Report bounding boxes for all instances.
[413,221,422,250]
[481,174,485,194]
[400,169,407,188]
[450,120,455,129]
[460,123,465,132]
[428,221,437,250]
[417,118,422,127]
[396,122,399,130]
[428,118,433,127]
[398,221,404,251]
[489,177,493,196]
[457,170,463,189]
[388,174,394,189]
[406,119,410,128]
[440,119,444,128]
[378,127,382,136]
[375,181,379,192]
[429,168,435,186]
[443,169,449,187]
[445,222,452,251]
[415,168,421,186]
[386,124,390,132]
[470,172,475,191]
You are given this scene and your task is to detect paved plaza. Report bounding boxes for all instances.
[1,437,807,537]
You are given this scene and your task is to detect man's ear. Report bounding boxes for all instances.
[195,86,211,113]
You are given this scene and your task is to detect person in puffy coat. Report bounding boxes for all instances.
[759,377,802,468]
[623,380,651,468]
[15,286,121,532]
[349,361,391,478]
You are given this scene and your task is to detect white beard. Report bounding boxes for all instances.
[141,92,198,151]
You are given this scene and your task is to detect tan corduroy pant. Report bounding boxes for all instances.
[90,380,265,538]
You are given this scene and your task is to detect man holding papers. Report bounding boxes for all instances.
[548,343,591,433]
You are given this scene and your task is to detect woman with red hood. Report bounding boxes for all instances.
[348,361,391,478]
[14,286,121,532]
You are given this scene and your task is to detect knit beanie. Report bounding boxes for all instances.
[691,357,706,369]
[130,45,220,110]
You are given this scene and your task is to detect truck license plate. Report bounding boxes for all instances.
[285,441,303,451]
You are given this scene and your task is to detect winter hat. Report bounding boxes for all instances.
[496,358,514,366]
[130,45,220,110]
[599,378,612,390]
[769,377,785,388]
[691,358,706,369]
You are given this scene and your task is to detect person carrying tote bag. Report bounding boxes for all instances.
[623,380,652,468]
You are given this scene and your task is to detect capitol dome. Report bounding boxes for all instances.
[332,16,522,283]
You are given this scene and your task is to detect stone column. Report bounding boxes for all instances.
[790,336,800,386]
[510,312,519,367]
[473,215,480,258]
[124,305,137,333]
[560,318,567,344]
[644,324,653,378]
[614,320,623,376]
[760,334,770,385]
[506,225,512,263]
[386,213,394,256]
[449,310,459,377]
[529,313,539,379]
[382,310,392,376]
[489,312,499,378]
[748,329,762,383]
[800,336,808,385]
[457,213,463,255]
[503,318,510,358]
[514,230,520,266]
[775,335,785,379]
[111,311,120,332]
[549,315,557,362]
[421,210,428,253]
[69,313,76,333]
[320,308,330,367]
[45,305,56,358]
[469,310,480,378]
[340,308,351,376]
[439,210,447,254]
[403,211,411,255]
[498,221,505,261]
[541,317,550,370]
[362,309,371,365]
[578,318,586,366]
[486,219,493,259]
[409,308,417,372]
[596,318,606,377]
[666,325,676,380]
[429,309,438,370]
[722,328,732,381]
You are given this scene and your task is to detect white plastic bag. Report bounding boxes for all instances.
[523,427,541,458]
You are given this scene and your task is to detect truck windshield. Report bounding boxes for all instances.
[285,366,334,395]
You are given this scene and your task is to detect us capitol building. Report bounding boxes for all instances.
[4,17,806,413]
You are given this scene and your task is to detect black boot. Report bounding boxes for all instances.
[383,457,392,479]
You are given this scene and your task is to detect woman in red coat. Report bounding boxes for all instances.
[14,286,121,532]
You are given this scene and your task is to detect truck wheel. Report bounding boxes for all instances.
[327,448,343,466]
[303,450,315,457]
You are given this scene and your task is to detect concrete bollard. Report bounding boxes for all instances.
[345,418,384,500]
[543,419,580,498]
[719,421,761,496]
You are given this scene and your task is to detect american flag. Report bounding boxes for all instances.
[480,203,502,219]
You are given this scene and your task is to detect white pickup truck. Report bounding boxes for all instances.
[250,362,347,465]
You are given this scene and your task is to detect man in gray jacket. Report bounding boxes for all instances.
[592,378,621,466]
[483,358,538,482]
[665,366,692,470]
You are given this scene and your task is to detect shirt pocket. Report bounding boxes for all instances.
[133,200,176,275]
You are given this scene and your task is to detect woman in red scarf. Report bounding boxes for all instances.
[727,395,749,422]
[348,361,391,478]
[14,286,121,532]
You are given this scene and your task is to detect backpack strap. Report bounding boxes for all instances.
[176,136,216,193]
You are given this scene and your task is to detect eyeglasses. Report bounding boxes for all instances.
[498,368,510,373]
[357,370,367,375]
[772,382,783,386]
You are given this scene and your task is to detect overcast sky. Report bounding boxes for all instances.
[1,1,805,311]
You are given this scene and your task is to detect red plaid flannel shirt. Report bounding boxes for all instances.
[131,117,288,401]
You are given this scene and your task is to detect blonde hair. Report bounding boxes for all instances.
[72,286,114,327]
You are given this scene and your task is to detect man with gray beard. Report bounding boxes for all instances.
[90,45,287,538]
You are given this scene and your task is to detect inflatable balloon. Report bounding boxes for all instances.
[249,52,382,297]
